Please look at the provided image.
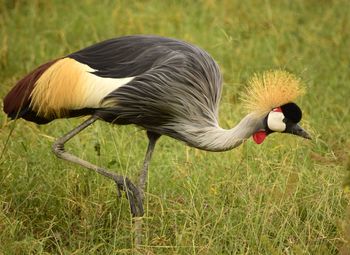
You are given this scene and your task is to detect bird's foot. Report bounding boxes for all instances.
[113,176,144,217]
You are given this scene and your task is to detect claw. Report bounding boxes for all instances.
[114,181,122,198]
[113,176,144,217]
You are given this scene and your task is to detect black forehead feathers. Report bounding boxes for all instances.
[280,102,302,123]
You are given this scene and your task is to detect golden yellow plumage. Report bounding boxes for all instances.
[30,58,87,118]
[241,70,305,116]
[30,58,134,118]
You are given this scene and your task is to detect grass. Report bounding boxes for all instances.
[0,0,349,254]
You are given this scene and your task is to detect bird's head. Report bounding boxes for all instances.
[252,102,311,144]
[241,70,311,144]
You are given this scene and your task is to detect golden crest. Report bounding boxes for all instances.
[241,70,305,116]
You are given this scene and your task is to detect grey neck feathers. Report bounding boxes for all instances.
[179,113,264,152]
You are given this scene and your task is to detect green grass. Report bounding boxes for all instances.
[1,0,349,254]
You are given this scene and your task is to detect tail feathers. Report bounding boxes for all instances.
[3,59,59,123]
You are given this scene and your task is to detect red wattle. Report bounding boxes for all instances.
[253,131,267,144]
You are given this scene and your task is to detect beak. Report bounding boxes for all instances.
[285,123,311,140]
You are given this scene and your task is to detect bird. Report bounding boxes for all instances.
[3,35,311,217]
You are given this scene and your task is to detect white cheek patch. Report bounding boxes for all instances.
[267,111,286,132]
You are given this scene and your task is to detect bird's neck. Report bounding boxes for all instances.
[187,113,263,152]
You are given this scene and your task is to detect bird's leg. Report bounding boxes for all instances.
[134,131,160,246]
[51,116,143,217]
[138,131,160,201]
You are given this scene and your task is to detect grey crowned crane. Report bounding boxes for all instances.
[3,35,311,217]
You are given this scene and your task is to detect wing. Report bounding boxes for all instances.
[4,35,223,128]
[89,36,223,137]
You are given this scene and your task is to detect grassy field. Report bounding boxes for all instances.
[0,0,349,254]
